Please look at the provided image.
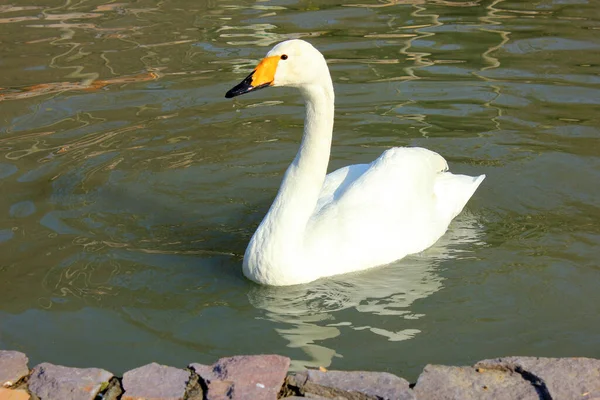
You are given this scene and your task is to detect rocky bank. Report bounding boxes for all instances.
[1,350,599,400]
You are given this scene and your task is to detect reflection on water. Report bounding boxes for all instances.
[249,213,482,370]
[1,0,599,379]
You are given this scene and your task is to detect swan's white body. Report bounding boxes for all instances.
[226,40,485,286]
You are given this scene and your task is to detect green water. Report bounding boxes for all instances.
[1,0,599,380]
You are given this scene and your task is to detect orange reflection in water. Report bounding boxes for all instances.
[0,72,160,102]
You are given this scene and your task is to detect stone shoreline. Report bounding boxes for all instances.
[1,350,599,399]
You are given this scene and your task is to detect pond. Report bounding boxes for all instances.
[1,0,599,380]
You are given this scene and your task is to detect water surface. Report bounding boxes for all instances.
[1,0,599,380]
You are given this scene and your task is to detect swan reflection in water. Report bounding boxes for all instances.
[247,211,483,370]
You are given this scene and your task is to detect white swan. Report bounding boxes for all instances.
[225,40,485,286]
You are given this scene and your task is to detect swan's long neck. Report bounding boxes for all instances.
[257,81,334,249]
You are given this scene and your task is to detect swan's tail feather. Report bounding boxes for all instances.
[434,173,485,221]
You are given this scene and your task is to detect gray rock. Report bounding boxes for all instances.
[0,350,29,387]
[122,362,189,400]
[190,354,290,400]
[29,363,113,400]
[288,370,414,400]
[476,356,600,400]
[413,364,539,400]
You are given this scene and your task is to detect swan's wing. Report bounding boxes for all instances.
[304,147,484,278]
[332,147,449,212]
[307,147,455,269]
[317,147,448,212]
[315,163,370,213]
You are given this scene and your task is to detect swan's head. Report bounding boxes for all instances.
[225,39,329,98]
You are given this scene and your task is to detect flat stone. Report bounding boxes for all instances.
[122,362,189,400]
[413,364,539,400]
[0,388,30,400]
[29,363,113,400]
[289,370,414,400]
[476,356,600,399]
[0,351,29,387]
[190,354,290,400]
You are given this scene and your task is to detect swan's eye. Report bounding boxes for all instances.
[281,54,288,60]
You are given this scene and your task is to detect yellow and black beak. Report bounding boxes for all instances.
[225,56,279,98]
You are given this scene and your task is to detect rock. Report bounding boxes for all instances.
[203,380,234,400]
[0,388,30,400]
[0,351,29,387]
[413,364,539,400]
[28,363,113,400]
[190,354,290,400]
[183,371,204,400]
[476,356,600,400]
[122,362,189,400]
[100,377,123,400]
[287,370,414,400]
